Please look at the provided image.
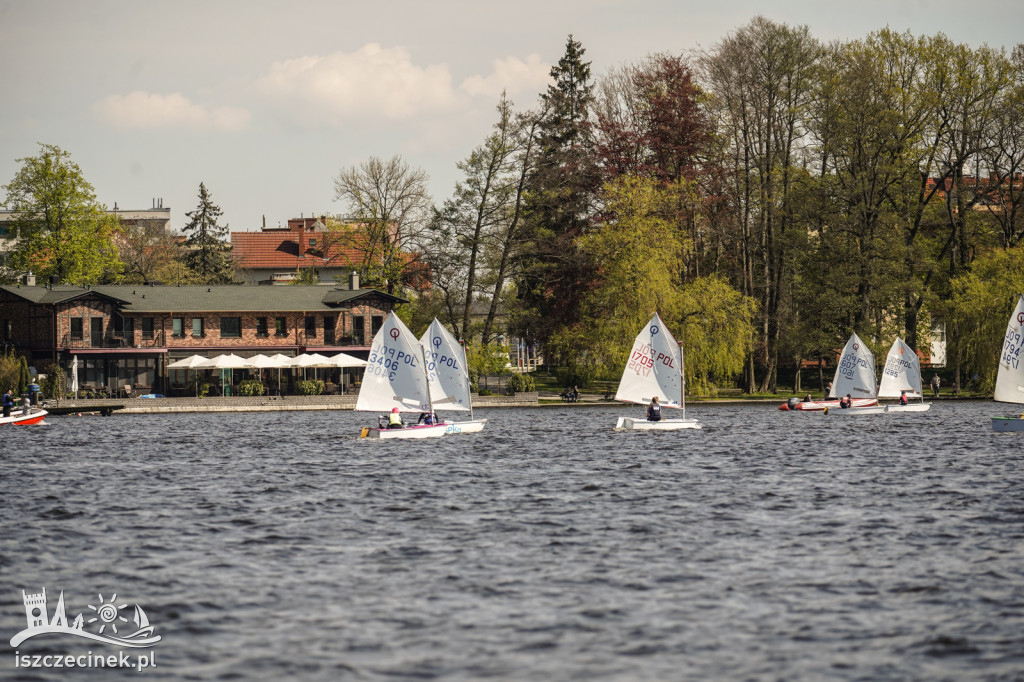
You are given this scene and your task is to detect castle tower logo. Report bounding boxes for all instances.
[10,588,161,648]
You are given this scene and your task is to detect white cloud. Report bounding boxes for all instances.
[459,54,551,99]
[91,91,251,132]
[255,43,457,125]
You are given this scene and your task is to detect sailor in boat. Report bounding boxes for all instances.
[387,407,404,429]
[899,391,908,406]
[417,411,437,425]
[840,394,852,408]
[647,396,662,422]
[803,394,812,402]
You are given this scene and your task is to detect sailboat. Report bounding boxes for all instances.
[614,313,701,431]
[991,294,1024,432]
[781,332,880,412]
[356,311,448,439]
[877,337,930,412]
[420,319,487,434]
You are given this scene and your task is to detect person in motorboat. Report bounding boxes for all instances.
[417,411,437,425]
[387,407,404,429]
[2,389,13,418]
[840,394,852,408]
[647,396,662,421]
[802,394,812,402]
[899,391,908,406]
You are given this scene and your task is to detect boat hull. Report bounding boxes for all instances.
[360,423,448,439]
[616,417,702,431]
[825,405,886,415]
[884,403,931,413]
[442,419,487,434]
[781,398,877,411]
[0,409,48,426]
[992,417,1024,432]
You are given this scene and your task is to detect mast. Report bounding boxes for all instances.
[679,340,686,418]
[421,345,435,417]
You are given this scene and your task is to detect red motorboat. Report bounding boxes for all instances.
[0,408,48,425]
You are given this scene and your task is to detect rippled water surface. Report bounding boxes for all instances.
[2,402,1024,680]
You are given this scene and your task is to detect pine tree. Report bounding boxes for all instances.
[182,182,234,284]
[515,35,601,345]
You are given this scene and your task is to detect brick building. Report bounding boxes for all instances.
[0,274,403,396]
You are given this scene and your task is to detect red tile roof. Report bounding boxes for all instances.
[231,228,363,270]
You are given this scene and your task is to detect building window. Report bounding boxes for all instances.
[352,316,365,344]
[305,316,316,337]
[70,317,84,340]
[221,317,241,338]
[324,315,335,345]
[256,317,269,337]
[141,317,155,339]
[113,315,133,342]
[91,317,104,346]
[371,315,384,336]
[172,318,185,338]
[308,238,317,246]
[275,317,288,337]
[0,319,9,340]
[192,318,204,338]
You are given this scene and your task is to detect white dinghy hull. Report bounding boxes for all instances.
[616,417,702,431]
[885,403,931,413]
[825,405,887,415]
[442,419,487,434]
[361,424,449,439]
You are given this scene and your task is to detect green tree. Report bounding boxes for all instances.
[332,156,433,296]
[17,355,30,394]
[946,247,1024,392]
[117,224,190,284]
[2,143,122,284]
[516,35,601,346]
[433,93,527,341]
[182,182,234,284]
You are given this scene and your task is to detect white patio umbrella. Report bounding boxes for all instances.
[325,352,366,394]
[326,352,367,368]
[288,353,334,381]
[263,353,297,394]
[197,353,250,396]
[167,354,211,397]
[70,355,79,399]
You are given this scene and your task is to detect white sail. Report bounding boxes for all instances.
[615,313,683,409]
[355,312,432,413]
[877,337,923,398]
[994,295,1024,405]
[829,332,877,399]
[419,319,472,412]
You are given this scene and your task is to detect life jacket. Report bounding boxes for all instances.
[388,411,403,427]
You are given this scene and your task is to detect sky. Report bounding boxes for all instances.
[1,0,1022,233]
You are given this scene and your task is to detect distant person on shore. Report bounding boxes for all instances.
[840,394,852,408]
[931,373,941,397]
[387,407,404,429]
[571,386,580,402]
[2,389,13,418]
[647,396,662,421]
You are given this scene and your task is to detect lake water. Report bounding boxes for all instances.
[2,402,1023,680]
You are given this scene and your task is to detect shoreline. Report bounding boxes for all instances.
[38,391,981,415]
